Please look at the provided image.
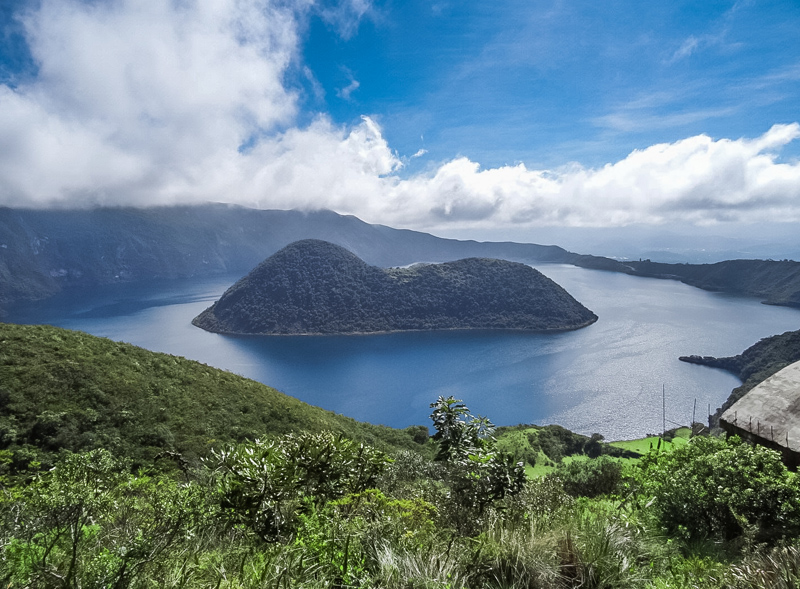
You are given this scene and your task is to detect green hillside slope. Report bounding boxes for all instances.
[624,258,800,307]
[0,323,427,472]
[193,240,597,335]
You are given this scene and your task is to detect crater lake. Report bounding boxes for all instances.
[7,264,800,439]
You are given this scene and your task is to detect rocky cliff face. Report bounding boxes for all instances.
[192,240,598,335]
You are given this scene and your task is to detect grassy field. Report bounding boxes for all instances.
[609,426,691,454]
[523,426,694,478]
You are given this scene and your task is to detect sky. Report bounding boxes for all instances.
[1,0,799,253]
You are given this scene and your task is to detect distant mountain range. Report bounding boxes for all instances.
[192,240,597,335]
[2,205,799,315]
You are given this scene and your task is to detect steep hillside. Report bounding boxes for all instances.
[192,240,598,335]
[624,259,800,307]
[0,322,428,472]
[680,328,800,425]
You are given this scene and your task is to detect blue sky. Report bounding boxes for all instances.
[299,0,800,169]
[1,0,799,250]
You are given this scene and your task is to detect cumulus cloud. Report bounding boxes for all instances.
[385,123,800,229]
[1,0,800,232]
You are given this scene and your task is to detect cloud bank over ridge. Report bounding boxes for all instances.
[1,0,799,232]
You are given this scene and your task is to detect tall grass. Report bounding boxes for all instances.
[730,546,800,589]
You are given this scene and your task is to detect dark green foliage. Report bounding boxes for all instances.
[633,435,800,543]
[0,449,212,588]
[429,396,494,461]
[553,457,624,498]
[535,425,590,462]
[0,322,428,473]
[210,431,390,542]
[192,239,597,335]
[429,397,525,531]
[0,205,586,314]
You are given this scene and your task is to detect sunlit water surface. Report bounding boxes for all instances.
[8,265,800,439]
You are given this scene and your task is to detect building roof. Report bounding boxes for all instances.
[720,360,800,453]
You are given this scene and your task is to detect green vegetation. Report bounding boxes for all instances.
[192,240,597,335]
[4,322,800,587]
[608,427,690,455]
[634,435,800,544]
[3,397,800,586]
[0,322,428,474]
[495,423,641,471]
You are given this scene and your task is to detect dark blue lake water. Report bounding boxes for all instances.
[7,265,800,439]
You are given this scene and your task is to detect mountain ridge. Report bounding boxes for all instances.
[2,205,800,316]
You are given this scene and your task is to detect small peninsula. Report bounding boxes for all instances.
[192,239,598,335]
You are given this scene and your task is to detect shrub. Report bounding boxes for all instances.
[633,436,800,543]
[429,397,525,533]
[554,457,624,498]
[209,431,390,542]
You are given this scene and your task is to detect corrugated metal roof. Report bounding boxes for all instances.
[720,360,800,453]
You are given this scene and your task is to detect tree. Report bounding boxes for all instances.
[428,396,525,526]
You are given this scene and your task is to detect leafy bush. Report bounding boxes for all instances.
[0,449,211,588]
[554,456,624,498]
[209,431,390,542]
[634,436,800,543]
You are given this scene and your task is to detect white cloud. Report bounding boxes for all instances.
[383,123,800,229]
[671,35,700,62]
[317,0,373,39]
[336,76,360,101]
[1,0,800,233]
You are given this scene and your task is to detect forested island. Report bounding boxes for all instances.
[4,206,800,318]
[192,239,597,335]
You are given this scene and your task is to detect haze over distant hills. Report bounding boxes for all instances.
[0,205,616,314]
[192,240,598,335]
[459,224,800,265]
[2,205,800,316]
